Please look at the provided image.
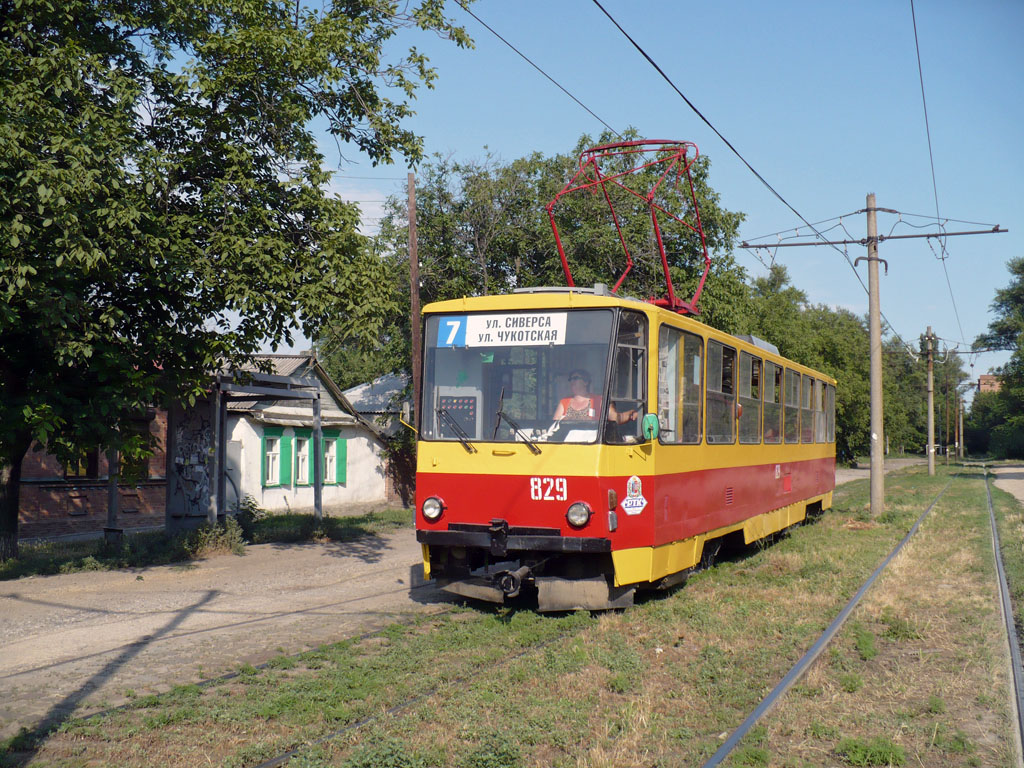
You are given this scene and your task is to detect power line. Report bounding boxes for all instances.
[455,1,621,138]
[910,0,967,346]
[589,0,927,353]
[583,0,928,350]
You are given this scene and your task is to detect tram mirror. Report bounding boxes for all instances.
[641,413,660,442]
[401,401,411,422]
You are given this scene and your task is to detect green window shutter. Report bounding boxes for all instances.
[337,438,347,484]
[279,432,293,486]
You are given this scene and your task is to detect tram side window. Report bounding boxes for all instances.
[657,325,703,444]
[706,340,736,444]
[763,361,783,444]
[826,383,836,443]
[801,374,814,443]
[738,352,762,444]
[784,368,800,444]
[814,379,826,442]
[606,310,648,444]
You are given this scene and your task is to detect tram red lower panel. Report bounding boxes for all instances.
[416,456,835,552]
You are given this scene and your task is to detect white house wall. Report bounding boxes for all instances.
[225,414,388,513]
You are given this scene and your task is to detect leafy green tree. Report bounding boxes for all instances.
[321,130,750,386]
[0,0,470,559]
[971,257,1024,457]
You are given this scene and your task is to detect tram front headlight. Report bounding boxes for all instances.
[422,496,445,522]
[566,501,592,528]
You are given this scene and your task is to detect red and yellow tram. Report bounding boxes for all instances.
[414,287,835,610]
[414,140,835,610]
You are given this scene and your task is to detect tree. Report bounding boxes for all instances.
[0,0,471,559]
[320,130,750,385]
[971,257,1024,457]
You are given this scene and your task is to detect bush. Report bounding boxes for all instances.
[233,495,267,542]
[182,517,246,558]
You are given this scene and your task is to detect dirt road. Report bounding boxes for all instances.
[0,531,453,740]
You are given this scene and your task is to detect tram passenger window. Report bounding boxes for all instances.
[658,325,703,444]
[814,379,826,442]
[605,311,647,444]
[706,340,736,444]
[763,361,782,444]
[826,384,836,443]
[784,369,800,444]
[739,352,762,444]
[801,374,814,443]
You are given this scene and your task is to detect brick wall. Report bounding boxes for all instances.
[18,410,168,539]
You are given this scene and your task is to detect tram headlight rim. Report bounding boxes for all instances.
[422,496,445,522]
[566,501,592,528]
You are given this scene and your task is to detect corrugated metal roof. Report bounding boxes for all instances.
[343,372,410,413]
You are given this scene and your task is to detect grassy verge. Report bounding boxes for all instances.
[759,466,1017,767]
[0,508,412,581]
[4,467,1012,767]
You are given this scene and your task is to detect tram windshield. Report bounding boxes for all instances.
[421,309,624,445]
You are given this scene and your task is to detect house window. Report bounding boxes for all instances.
[324,439,336,483]
[265,437,280,485]
[295,437,309,485]
[321,431,347,484]
[65,449,99,479]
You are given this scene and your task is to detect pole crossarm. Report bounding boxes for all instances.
[741,226,1006,249]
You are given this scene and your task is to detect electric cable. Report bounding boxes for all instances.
[910,0,967,345]
[455,1,622,138]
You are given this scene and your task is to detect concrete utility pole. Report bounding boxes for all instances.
[408,172,421,432]
[926,326,935,476]
[865,194,885,516]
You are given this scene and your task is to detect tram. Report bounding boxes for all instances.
[413,141,836,611]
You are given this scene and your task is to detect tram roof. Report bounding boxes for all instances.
[422,289,835,383]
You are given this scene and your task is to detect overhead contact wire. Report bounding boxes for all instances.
[455,1,622,138]
[909,0,967,344]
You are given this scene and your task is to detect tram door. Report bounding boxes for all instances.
[607,311,648,445]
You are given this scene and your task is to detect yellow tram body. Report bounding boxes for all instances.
[415,287,835,610]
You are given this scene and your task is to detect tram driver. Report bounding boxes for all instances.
[553,369,638,427]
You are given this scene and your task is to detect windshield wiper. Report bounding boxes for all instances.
[495,409,541,455]
[436,407,477,454]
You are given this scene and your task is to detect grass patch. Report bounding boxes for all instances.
[835,736,906,766]
[11,465,1014,768]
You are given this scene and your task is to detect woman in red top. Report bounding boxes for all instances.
[553,369,637,424]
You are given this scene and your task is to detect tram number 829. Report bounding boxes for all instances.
[529,477,567,501]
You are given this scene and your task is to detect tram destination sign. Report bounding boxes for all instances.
[438,312,568,348]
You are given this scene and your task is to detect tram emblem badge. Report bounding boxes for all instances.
[621,475,647,515]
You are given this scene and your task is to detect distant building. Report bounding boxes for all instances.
[19,409,167,540]
[978,374,1002,393]
[343,373,410,436]
[218,354,400,514]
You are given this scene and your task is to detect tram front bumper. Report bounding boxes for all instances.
[415,521,610,558]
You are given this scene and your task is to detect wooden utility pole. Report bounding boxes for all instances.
[926,326,935,476]
[739,205,1005,506]
[408,172,421,431]
[865,194,885,516]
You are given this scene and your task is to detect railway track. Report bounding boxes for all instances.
[247,468,1024,768]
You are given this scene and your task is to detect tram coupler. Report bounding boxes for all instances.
[497,565,532,598]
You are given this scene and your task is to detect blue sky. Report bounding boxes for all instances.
[310,0,1022,385]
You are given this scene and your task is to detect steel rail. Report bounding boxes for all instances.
[984,468,1024,763]
[700,474,956,768]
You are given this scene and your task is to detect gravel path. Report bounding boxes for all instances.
[833,456,926,485]
[992,464,1024,507]
[0,530,453,739]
